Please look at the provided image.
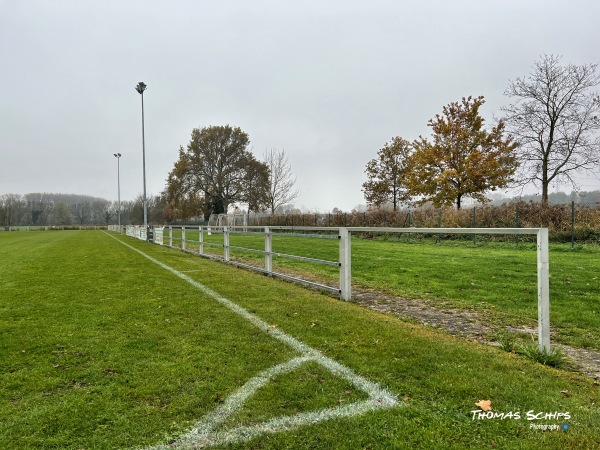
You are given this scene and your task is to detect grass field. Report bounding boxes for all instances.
[164,228,600,350]
[2,231,600,449]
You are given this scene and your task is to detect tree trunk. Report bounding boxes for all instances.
[541,154,549,204]
[541,181,549,204]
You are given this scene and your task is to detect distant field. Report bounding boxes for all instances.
[164,228,600,350]
[1,231,599,449]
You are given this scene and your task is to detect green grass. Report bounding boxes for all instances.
[2,231,600,449]
[349,238,600,350]
[221,361,370,429]
[162,228,600,350]
[518,345,568,368]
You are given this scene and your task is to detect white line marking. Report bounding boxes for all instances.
[104,233,399,448]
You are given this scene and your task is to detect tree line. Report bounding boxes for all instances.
[252,201,600,243]
[363,55,600,210]
[0,193,169,227]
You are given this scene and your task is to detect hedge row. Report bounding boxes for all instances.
[248,201,600,243]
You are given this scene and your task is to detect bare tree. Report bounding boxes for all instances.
[502,54,600,203]
[71,202,91,225]
[54,202,71,225]
[264,149,299,214]
[0,194,25,227]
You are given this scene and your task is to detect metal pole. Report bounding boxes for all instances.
[265,226,272,276]
[537,228,551,352]
[135,82,148,236]
[339,227,351,301]
[114,153,122,231]
[117,155,121,229]
[224,226,230,262]
[141,91,147,231]
[199,226,204,255]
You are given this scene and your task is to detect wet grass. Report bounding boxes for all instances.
[1,230,599,449]
[164,228,600,350]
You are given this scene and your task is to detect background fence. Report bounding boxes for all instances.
[5,200,599,245]
[213,201,599,244]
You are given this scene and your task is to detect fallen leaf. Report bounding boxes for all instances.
[476,400,492,411]
[403,396,410,402]
[268,324,277,328]
[561,389,571,398]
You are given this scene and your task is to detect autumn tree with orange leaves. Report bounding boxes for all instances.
[407,96,519,209]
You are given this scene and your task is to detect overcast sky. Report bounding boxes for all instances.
[2,0,600,212]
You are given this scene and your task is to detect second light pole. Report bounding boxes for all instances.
[135,81,148,233]
[113,153,122,229]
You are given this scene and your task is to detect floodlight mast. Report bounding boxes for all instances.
[135,82,148,236]
[113,153,121,230]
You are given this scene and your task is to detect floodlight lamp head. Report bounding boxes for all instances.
[135,82,147,94]
[114,153,121,158]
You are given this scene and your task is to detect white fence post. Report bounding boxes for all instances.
[339,227,351,301]
[224,226,230,262]
[265,226,272,275]
[169,226,173,247]
[537,228,551,352]
[199,226,204,255]
[182,226,186,251]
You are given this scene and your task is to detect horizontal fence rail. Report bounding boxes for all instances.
[123,225,551,352]
[157,225,343,295]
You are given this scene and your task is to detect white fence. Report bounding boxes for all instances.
[118,225,551,352]
[125,225,146,241]
[121,225,163,243]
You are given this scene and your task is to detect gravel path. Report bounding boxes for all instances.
[350,288,600,381]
